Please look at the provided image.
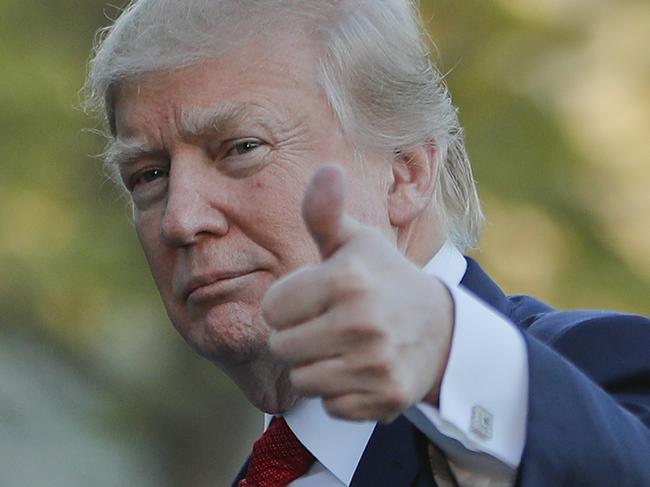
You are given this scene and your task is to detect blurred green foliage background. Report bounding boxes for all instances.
[1,0,649,485]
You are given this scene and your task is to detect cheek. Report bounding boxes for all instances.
[135,214,156,264]
[247,177,321,268]
[135,211,172,286]
[347,180,391,227]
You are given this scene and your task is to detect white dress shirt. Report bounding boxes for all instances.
[264,242,528,486]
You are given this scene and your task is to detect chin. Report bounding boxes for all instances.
[260,393,301,415]
[175,301,271,365]
[239,360,302,414]
[172,301,302,413]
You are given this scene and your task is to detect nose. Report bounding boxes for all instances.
[161,155,229,247]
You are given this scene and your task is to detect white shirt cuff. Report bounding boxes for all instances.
[408,285,528,469]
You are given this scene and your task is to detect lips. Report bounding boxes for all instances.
[183,270,259,303]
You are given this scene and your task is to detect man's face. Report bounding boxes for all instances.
[112,36,394,372]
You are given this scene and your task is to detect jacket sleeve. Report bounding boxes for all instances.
[517,313,650,486]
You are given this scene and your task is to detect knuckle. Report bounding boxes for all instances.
[341,302,385,341]
[290,364,332,397]
[382,386,409,413]
[323,397,349,419]
[292,264,318,286]
[268,331,293,359]
[261,293,277,325]
[328,257,369,297]
[289,367,309,390]
[362,355,392,379]
[268,333,283,355]
[344,319,380,342]
[355,300,384,329]
[262,265,317,323]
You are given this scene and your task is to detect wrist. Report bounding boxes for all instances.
[422,278,455,407]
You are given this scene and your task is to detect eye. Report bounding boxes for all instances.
[130,168,169,190]
[226,139,262,157]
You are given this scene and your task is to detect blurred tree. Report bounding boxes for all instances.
[422,0,650,311]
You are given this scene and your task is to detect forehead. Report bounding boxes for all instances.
[112,33,323,138]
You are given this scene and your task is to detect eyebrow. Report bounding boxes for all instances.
[179,102,258,138]
[106,102,267,168]
[104,138,163,169]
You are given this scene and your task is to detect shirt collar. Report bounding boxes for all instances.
[421,239,467,287]
[265,240,466,486]
[271,399,375,485]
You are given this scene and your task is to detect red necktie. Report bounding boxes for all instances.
[239,417,316,487]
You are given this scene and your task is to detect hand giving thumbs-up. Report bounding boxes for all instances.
[263,165,454,422]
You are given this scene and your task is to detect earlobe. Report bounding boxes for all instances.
[387,144,438,228]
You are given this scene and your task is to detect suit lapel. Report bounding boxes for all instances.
[460,258,511,316]
[350,415,436,487]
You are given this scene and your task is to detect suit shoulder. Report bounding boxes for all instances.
[526,310,650,385]
[526,309,650,344]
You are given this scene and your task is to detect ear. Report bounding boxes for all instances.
[387,142,438,229]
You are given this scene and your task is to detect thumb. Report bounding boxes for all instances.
[302,165,358,259]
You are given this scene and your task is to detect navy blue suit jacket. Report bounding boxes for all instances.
[233,258,650,486]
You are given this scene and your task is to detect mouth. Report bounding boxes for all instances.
[185,270,262,305]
